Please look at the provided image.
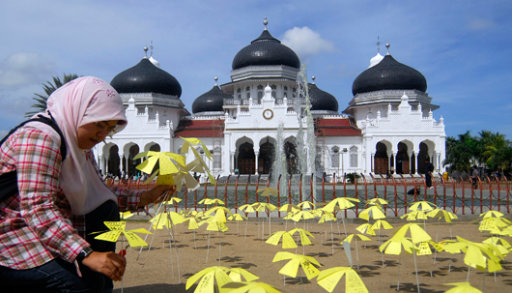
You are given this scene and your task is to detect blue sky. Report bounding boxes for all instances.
[1,0,511,139]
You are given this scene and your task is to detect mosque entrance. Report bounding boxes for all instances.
[237,142,255,174]
[127,144,140,177]
[284,141,299,174]
[107,145,121,177]
[416,142,430,174]
[395,142,410,174]
[374,142,389,174]
[258,141,275,174]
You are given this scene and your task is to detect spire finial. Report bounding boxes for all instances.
[385,43,391,55]
[214,76,218,86]
[149,41,154,57]
[312,75,316,84]
[263,17,268,30]
[143,46,148,58]
[377,36,381,53]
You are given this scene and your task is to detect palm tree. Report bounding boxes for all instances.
[25,74,79,118]
[444,131,477,172]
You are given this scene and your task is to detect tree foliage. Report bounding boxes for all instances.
[445,131,512,175]
[25,74,79,118]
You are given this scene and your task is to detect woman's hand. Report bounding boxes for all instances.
[138,185,174,207]
[81,251,126,281]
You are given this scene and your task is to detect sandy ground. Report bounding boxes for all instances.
[112,216,512,293]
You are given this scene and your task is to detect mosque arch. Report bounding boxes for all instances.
[374,141,391,174]
[105,144,120,177]
[258,136,276,174]
[236,137,255,174]
[144,142,161,152]
[395,141,412,174]
[122,143,140,178]
[417,140,435,174]
[284,136,299,174]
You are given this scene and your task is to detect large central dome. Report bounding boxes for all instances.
[111,57,182,97]
[232,28,300,70]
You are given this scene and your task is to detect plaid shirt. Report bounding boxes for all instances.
[0,125,142,270]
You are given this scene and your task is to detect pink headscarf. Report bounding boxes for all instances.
[46,76,127,215]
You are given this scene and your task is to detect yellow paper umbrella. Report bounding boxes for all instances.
[162,197,182,205]
[289,228,315,246]
[317,211,336,224]
[392,223,432,244]
[323,197,360,213]
[455,236,504,272]
[183,216,200,230]
[150,212,186,230]
[266,231,297,249]
[427,208,458,223]
[279,204,300,213]
[239,204,256,214]
[180,137,216,184]
[186,266,256,293]
[199,198,225,206]
[316,266,368,293]
[343,234,371,243]
[358,205,386,221]
[93,221,152,247]
[372,219,393,230]
[479,217,511,232]
[228,213,247,222]
[356,223,375,236]
[483,236,511,255]
[298,201,315,210]
[257,187,278,197]
[134,151,186,177]
[409,201,436,212]
[290,210,316,222]
[379,236,415,255]
[272,251,322,280]
[480,210,504,218]
[401,210,428,221]
[366,197,388,206]
[220,281,280,293]
[227,268,259,283]
[443,282,482,293]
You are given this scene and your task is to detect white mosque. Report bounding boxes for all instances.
[95,20,446,181]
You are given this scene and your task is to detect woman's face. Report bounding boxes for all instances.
[77,120,120,149]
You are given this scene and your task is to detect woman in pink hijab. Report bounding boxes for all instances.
[0,76,169,292]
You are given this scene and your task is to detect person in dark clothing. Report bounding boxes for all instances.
[425,159,434,189]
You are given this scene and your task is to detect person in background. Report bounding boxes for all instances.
[471,165,479,189]
[425,158,434,189]
[0,76,170,292]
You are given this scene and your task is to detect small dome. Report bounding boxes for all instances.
[232,29,300,70]
[352,54,427,95]
[111,58,182,97]
[369,52,384,68]
[192,85,232,114]
[308,83,338,112]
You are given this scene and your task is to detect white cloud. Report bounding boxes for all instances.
[0,52,55,86]
[281,27,335,58]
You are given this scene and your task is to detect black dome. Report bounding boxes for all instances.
[232,30,301,70]
[111,58,182,97]
[352,55,427,95]
[192,85,232,114]
[308,83,338,112]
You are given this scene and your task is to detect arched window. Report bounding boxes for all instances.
[350,146,358,168]
[237,88,241,99]
[271,84,277,98]
[331,146,339,168]
[257,85,263,101]
[245,86,250,99]
[213,147,222,169]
